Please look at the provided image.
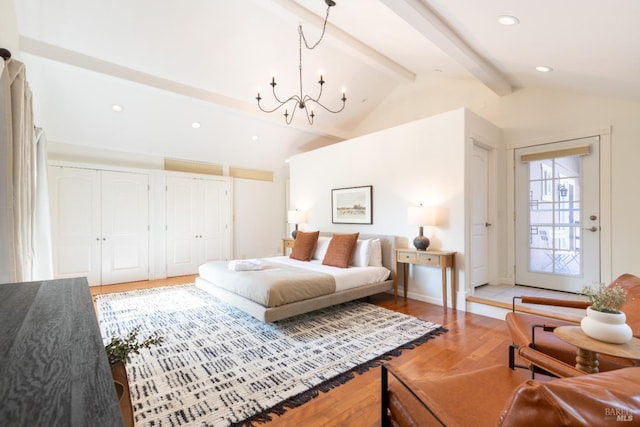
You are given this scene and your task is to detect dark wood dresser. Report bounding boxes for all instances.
[0,277,124,426]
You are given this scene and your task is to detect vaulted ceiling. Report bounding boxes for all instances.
[13,0,640,174]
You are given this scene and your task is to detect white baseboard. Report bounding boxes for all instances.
[466,301,509,320]
[405,291,444,307]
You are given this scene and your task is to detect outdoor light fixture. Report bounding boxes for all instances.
[559,184,568,198]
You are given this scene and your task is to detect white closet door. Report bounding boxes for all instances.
[166,176,200,276]
[201,179,230,263]
[166,175,230,277]
[100,171,150,285]
[48,166,101,285]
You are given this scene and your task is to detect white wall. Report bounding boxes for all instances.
[290,108,500,308]
[0,0,19,55]
[233,176,286,259]
[356,75,640,281]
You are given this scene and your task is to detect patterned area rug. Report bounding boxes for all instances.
[97,284,446,426]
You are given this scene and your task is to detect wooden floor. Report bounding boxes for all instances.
[91,276,539,427]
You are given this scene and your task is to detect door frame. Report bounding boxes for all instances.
[470,142,491,288]
[466,136,499,296]
[506,127,612,285]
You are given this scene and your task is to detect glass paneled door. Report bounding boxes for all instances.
[515,136,600,293]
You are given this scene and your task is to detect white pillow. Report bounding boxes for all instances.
[368,239,383,267]
[351,239,372,267]
[313,236,332,260]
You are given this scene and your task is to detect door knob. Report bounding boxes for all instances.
[485,222,492,227]
[583,226,598,232]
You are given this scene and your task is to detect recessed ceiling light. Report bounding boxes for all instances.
[192,122,201,129]
[111,104,123,112]
[535,66,553,73]
[251,135,259,141]
[497,15,519,26]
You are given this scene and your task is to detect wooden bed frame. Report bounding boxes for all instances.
[195,233,399,322]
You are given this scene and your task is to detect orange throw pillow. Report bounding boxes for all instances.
[289,230,320,261]
[322,233,359,268]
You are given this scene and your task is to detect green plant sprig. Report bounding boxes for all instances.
[105,326,164,366]
[581,283,628,314]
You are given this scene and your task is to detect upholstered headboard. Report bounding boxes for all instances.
[318,232,400,280]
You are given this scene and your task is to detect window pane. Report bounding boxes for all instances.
[528,156,582,276]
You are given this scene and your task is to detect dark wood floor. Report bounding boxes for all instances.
[92,276,536,427]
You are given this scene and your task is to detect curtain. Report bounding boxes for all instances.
[0,57,52,283]
[0,58,17,283]
[33,127,53,280]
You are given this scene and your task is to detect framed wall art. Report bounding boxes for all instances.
[331,185,372,224]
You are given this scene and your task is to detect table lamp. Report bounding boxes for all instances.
[408,205,436,251]
[287,210,306,239]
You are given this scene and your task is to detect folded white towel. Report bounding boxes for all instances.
[228,259,262,271]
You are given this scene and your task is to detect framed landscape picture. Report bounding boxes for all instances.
[331,185,372,224]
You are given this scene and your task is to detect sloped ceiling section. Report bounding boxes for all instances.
[12,0,640,173]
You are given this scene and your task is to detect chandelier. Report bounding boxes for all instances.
[256,0,346,125]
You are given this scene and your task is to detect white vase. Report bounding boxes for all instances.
[580,306,633,344]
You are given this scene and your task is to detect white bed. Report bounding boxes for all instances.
[195,233,398,322]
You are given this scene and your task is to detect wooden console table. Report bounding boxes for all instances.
[394,248,456,312]
[0,277,124,426]
[554,326,640,374]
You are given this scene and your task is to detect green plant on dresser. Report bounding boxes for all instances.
[105,326,164,427]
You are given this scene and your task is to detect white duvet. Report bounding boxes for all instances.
[262,256,391,292]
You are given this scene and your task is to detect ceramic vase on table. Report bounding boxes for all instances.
[580,306,633,344]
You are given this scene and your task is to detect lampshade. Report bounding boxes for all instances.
[407,206,436,226]
[287,210,306,225]
[287,210,307,239]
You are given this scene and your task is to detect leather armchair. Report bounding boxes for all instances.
[506,273,640,377]
[382,364,640,427]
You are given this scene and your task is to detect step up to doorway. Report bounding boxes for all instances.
[468,285,586,323]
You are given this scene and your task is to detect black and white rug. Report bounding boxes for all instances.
[97,284,446,426]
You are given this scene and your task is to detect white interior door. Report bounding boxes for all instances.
[515,136,600,292]
[166,176,199,276]
[100,171,149,285]
[166,176,231,276]
[471,144,490,287]
[201,179,230,263]
[49,166,101,285]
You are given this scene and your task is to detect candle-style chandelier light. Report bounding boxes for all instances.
[256,0,346,125]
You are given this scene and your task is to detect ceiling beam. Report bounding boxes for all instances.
[270,0,415,83]
[19,36,353,140]
[381,0,512,96]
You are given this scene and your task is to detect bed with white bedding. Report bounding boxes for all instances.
[195,233,398,322]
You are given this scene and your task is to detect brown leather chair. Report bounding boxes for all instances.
[382,364,640,427]
[506,273,640,377]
